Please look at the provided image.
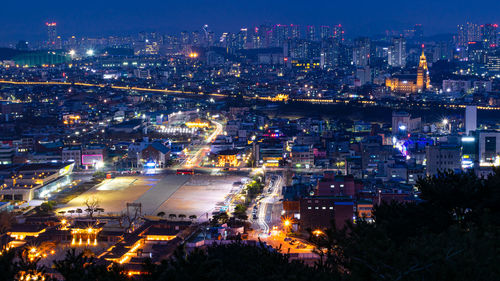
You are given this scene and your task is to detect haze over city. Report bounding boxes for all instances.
[1,0,499,41]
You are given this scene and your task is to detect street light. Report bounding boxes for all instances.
[283,220,290,227]
[86,49,94,56]
[313,229,324,237]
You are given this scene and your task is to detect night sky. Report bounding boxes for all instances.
[1,0,499,41]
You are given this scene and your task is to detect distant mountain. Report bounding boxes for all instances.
[0,48,25,60]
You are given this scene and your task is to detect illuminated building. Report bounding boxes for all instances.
[486,50,500,73]
[70,221,104,247]
[299,197,354,230]
[291,145,314,168]
[306,25,316,41]
[385,46,430,93]
[0,162,74,201]
[320,26,331,40]
[8,224,47,240]
[353,37,370,66]
[392,111,421,134]
[388,37,406,68]
[465,106,477,135]
[477,131,500,166]
[332,24,344,41]
[356,200,373,219]
[46,22,57,49]
[481,24,498,48]
[416,46,430,90]
[216,150,239,167]
[425,145,461,176]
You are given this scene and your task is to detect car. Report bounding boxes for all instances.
[284,237,292,242]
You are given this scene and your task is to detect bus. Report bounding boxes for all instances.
[176,169,194,175]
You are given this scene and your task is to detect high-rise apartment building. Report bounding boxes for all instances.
[46,22,57,49]
[306,26,316,41]
[481,24,498,48]
[353,37,370,66]
[388,37,406,68]
[320,26,331,40]
[465,106,477,135]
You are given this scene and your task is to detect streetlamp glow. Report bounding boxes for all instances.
[86,49,94,56]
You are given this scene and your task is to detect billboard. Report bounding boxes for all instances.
[81,154,103,166]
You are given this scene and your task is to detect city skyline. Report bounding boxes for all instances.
[0,0,499,42]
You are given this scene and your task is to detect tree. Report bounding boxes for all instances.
[39,201,56,215]
[0,211,15,234]
[0,247,17,281]
[189,215,197,221]
[307,170,500,281]
[54,249,130,281]
[141,242,336,281]
[85,197,100,219]
[178,214,186,220]
[157,212,166,218]
[211,212,229,226]
[168,214,177,220]
[92,171,106,180]
[233,204,248,221]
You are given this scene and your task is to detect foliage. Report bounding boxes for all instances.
[0,211,15,234]
[39,201,56,214]
[141,242,336,281]
[92,171,106,180]
[232,204,248,221]
[53,249,129,281]
[308,169,500,281]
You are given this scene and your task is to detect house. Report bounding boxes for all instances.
[140,142,170,168]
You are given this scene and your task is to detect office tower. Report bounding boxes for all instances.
[481,24,498,48]
[465,106,477,135]
[388,37,406,68]
[306,26,316,41]
[320,26,331,40]
[333,24,344,41]
[353,37,370,66]
[46,22,57,49]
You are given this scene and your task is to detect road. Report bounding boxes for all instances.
[3,80,500,111]
[179,120,223,169]
[253,174,283,238]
